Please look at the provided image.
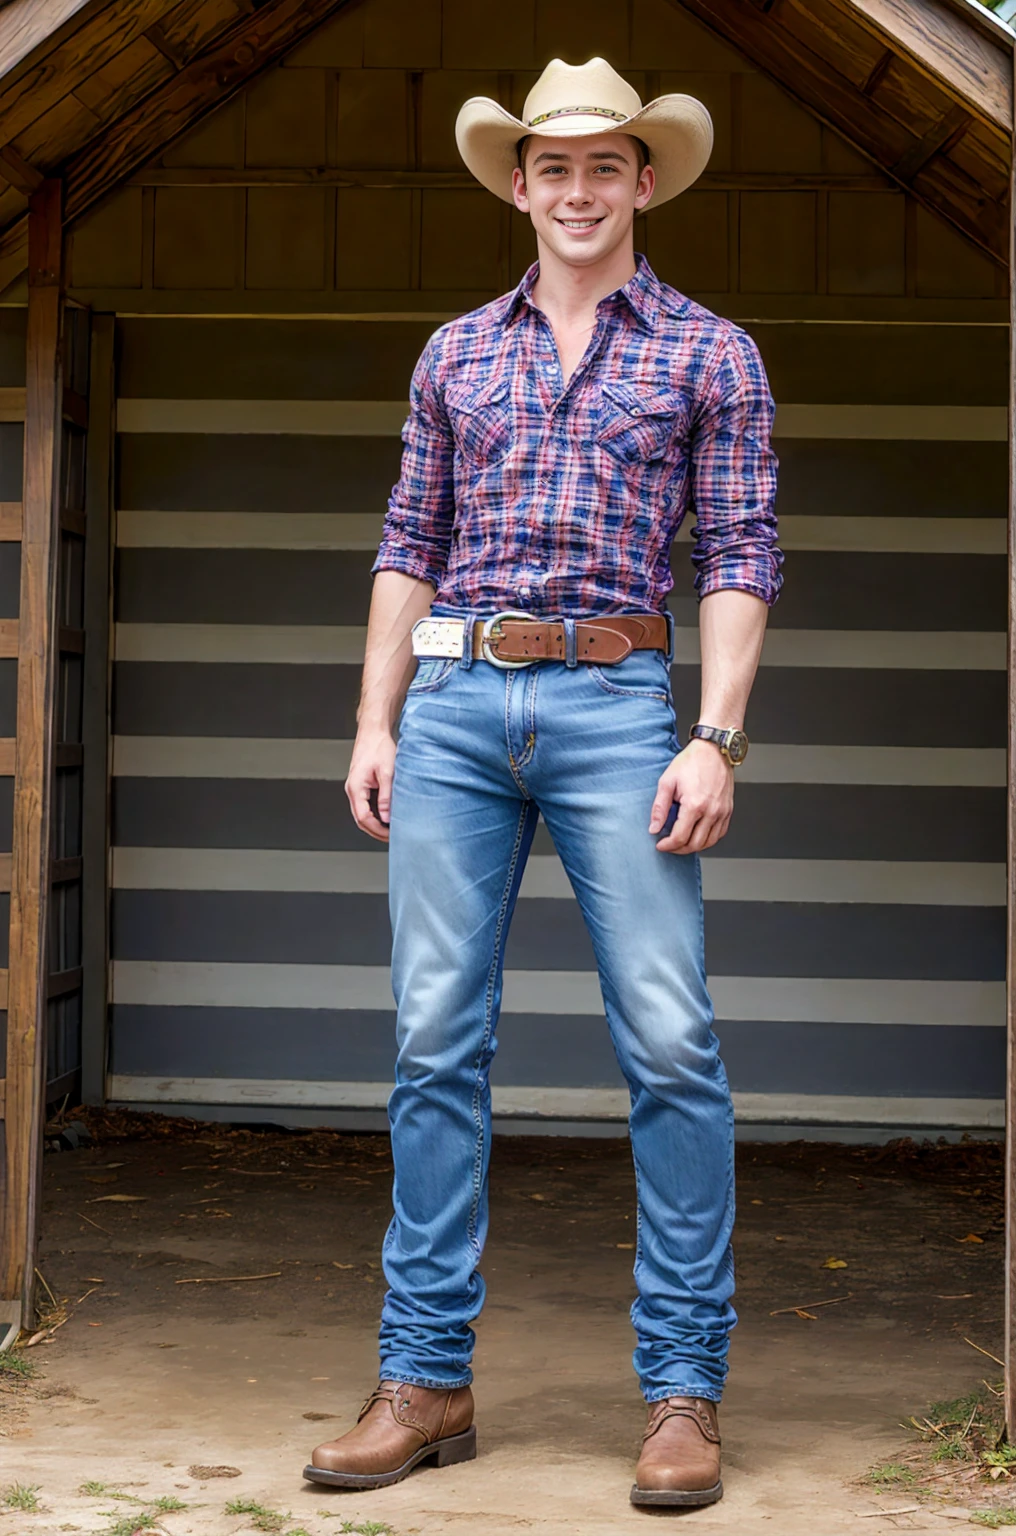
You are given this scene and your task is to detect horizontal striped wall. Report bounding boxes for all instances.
[108,317,1007,1132]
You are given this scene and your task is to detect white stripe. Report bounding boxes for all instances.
[111,847,1005,907]
[110,960,1003,1026]
[115,399,1008,442]
[116,399,410,436]
[114,621,1006,672]
[115,509,1006,557]
[773,404,1007,441]
[109,736,1005,786]
[106,1075,1005,1129]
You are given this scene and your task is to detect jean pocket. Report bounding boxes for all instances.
[588,649,673,700]
[406,657,457,693]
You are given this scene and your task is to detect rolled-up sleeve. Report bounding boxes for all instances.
[688,327,783,606]
[371,335,455,588]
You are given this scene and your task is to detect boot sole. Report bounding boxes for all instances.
[630,1478,723,1507]
[303,1425,477,1489]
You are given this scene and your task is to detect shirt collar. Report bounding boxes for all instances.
[505,252,661,333]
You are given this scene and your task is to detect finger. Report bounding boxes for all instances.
[656,803,703,853]
[376,764,395,823]
[648,781,678,834]
[347,778,390,842]
[685,816,720,854]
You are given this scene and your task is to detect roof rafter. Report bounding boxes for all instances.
[671,0,1012,264]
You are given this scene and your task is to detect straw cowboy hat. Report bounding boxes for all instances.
[455,57,713,212]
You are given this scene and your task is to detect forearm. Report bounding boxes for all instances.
[697,588,768,729]
[357,569,437,735]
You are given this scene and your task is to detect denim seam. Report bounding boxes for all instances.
[589,669,670,701]
[504,672,530,794]
[406,658,456,694]
[516,665,539,769]
[376,1370,473,1391]
[644,1386,723,1404]
[466,798,531,1254]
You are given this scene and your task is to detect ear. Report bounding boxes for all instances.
[511,165,531,214]
[634,162,656,212]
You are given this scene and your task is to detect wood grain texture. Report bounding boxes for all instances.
[1,179,64,1317]
[841,0,1012,132]
[0,504,21,541]
[62,0,359,228]
[672,0,1010,263]
[1005,35,1015,1440]
[0,387,25,421]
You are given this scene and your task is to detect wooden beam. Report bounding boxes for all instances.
[891,102,971,181]
[0,0,99,90]
[0,145,42,197]
[62,0,357,229]
[1006,34,1016,1443]
[0,619,19,658]
[0,504,22,541]
[672,0,1008,262]
[128,165,900,191]
[0,0,182,152]
[1,178,63,1328]
[840,0,1012,134]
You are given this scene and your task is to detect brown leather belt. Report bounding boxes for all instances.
[471,612,670,666]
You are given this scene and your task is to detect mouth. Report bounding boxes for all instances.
[554,216,606,232]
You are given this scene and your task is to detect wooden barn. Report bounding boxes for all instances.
[0,0,1014,1351]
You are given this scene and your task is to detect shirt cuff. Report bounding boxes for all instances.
[695,569,782,607]
[371,544,445,589]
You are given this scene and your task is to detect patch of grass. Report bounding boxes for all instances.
[78,1482,109,1497]
[931,1436,971,1462]
[930,1390,987,1424]
[2,1481,41,1510]
[330,1523,396,1535]
[867,1463,917,1487]
[971,1513,1016,1528]
[101,1513,159,1536]
[224,1498,289,1532]
[0,1349,37,1382]
[985,1447,1016,1469]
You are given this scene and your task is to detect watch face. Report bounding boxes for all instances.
[726,730,749,765]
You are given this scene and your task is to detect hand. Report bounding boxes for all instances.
[345,725,397,843]
[649,737,734,855]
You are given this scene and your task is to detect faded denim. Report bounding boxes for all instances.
[378,608,736,1402]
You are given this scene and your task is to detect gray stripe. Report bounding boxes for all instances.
[776,441,1006,520]
[114,622,1007,670]
[116,320,1007,408]
[742,323,1007,408]
[0,548,20,621]
[110,779,1003,862]
[117,434,1005,529]
[107,1005,1004,1099]
[114,546,1006,633]
[118,320,437,400]
[110,658,1003,748]
[118,434,404,513]
[0,659,19,738]
[0,422,21,502]
[109,890,1003,981]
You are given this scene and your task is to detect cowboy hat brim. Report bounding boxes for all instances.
[454,95,713,211]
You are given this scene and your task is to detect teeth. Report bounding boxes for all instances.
[560,219,600,228]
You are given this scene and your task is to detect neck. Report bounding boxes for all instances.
[530,237,638,324]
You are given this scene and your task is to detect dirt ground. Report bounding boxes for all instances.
[1,1115,1012,1535]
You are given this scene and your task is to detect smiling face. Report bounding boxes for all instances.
[511,132,655,270]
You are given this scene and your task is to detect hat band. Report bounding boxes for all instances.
[527,104,631,127]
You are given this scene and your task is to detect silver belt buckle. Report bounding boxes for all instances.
[481,609,535,670]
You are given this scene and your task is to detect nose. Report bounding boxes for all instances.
[564,173,596,205]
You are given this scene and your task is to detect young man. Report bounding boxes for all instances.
[304,57,781,1509]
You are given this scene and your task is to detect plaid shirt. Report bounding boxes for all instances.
[372,254,782,616]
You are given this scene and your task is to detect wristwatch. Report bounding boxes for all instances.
[689,723,750,767]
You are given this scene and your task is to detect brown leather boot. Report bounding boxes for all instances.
[303,1380,476,1489]
[630,1396,723,1507]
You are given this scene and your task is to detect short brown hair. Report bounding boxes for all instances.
[516,134,651,176]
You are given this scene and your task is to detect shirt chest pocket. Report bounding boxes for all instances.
[596,381,688,469]
[446,377,513,470]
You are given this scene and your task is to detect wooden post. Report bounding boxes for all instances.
[1007,42,1016,1436]
[0,179,64,1332]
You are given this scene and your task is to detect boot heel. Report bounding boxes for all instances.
[432,1426,477,1467]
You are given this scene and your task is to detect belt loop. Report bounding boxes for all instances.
[460,613,477,669]
[563,618,578,669]
[663,609,675,665]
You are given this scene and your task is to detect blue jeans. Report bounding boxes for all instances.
[379,610,736,1402]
